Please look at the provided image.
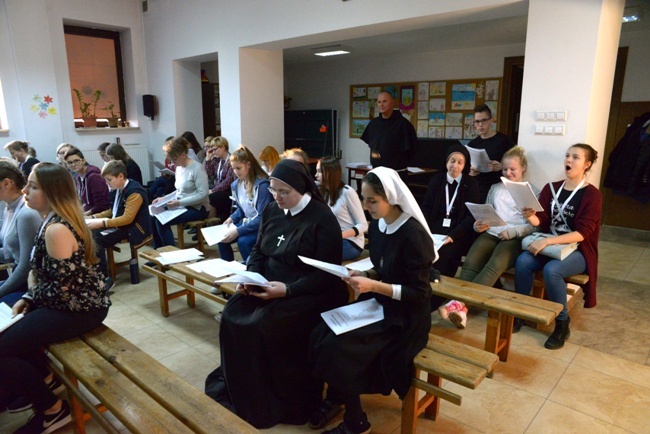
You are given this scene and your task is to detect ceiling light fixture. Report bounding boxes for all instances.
[312,45,352,57]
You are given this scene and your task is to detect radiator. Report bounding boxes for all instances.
[83,144,151,184]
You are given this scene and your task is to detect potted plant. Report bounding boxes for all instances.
[102,100,119,128]
[73,88,102,127]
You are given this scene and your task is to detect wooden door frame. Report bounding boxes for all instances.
[501,56,525,141]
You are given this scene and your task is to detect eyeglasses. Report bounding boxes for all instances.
[66,159,83,167]
[268,186,294,197]
[473,118,492,126]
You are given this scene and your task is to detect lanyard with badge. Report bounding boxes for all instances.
[551,178,586,230]
[443,181,459,227]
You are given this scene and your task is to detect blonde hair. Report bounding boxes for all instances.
[280,148,309,166]
[230,145,268,198]
[502,146,528,175]
[211,136,230,152]
[32,163,98,264]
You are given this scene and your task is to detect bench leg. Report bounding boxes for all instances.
[106,248,117,281]
[177,224,185,249]
[485,311,513,362]
[423,373,441,420]
[65,370,87,434]
[186,276,196,308]
[401,384,418,434]
[157,265,170,317]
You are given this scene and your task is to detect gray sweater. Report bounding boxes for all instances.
[0,199,42,297]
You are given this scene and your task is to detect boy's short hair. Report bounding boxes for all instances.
[64,146,84,160]
[101,160,128,178]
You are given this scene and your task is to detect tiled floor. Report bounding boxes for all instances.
[2,227,650,433]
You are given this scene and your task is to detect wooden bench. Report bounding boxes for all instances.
[176,217,221,253]
[401,333,498,434]
[501,268,587,313]
[432,277,563,361]
[106,235,153,283]
[140,246,236,317]
[47,324,258,434]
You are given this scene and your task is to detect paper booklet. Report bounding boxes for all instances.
[152,161,175,176]
[344,257,373,272]
[187,258,246,279]
[200,224,231,246]
[501,177,544,212]
[431,234,448,254]
[0,302,24,334]
[298,256,349,278]
[157,248,204,265]
[407,167,425,173]
[465,146,491,173]
[215,269,271,288]
[465,203,507,227]
[149,191,188,224]
[321,298,385,335]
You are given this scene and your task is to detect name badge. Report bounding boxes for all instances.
[443,218,452,228]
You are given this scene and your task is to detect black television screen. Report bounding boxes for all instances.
[285,110,338,159]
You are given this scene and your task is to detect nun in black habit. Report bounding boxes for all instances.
[205,159,349,429]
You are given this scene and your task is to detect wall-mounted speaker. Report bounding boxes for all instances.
[143,94,156,120]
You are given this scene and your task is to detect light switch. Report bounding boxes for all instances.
[535,125,544,134]
[553,125,565,135]
[556,111,567,121]
[536,111,546,121]
[544,126,553,134]
[546,112,556,121]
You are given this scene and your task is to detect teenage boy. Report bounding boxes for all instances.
[87,161,152,283]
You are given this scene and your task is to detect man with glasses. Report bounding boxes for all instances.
[64,147,110,215]
[467,104,515,201]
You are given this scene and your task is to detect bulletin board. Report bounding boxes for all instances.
[349,78,502,139]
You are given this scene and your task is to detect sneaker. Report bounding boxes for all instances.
[323,421,371,434]
[209,286,223,295]
[14,400,71,434]
[8,378,65,413]
[440,300,468,329]
[308,399,344,430]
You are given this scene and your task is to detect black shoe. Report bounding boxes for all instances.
[323,421,371,434]
[308,399,344,430]
[144,261,157,267]
[192,234,198,242]
[512,318,524,333]
[188,227,197,234]
[14,400,71,434]
[544,317,571,350]
[8,378,64,413]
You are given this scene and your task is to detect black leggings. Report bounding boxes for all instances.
[0,306,108,412]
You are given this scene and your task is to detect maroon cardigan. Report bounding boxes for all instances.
[536,181,601,308]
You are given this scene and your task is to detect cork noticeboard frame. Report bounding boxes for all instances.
[349,77,502,139]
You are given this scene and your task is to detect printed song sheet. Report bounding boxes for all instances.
[200,224,231,246]
[216,269,271,287]
[0,302,23,333]
[465,146,491,172]
[158,248,204,265]
[153,161,175,176]
[432,234,448,254]
[187,258,245,279]
[321,298,384,335]
[465,203,507,227]
[149,191,187,224]
[501,177,544,212]
[298,256,349,278]
[345,257,373,272]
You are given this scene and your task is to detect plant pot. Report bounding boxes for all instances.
[82,117,97,128]
[108,118,119,128]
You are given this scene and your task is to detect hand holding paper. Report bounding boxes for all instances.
[501,177,544,212]
[298,256,350,278]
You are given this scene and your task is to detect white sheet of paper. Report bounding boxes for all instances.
[200,224,231,246]
[216,269,271,287]
[320,298,385,335]
[431,234,448,254]
[345,257,373,272]
[298,256,349,278]
[151,191,179,208]
[149,206,188,224]
[500,177,544,212]
[157,248,204,265]
[347,162,371,168]
[465,203,508,227]
[159,168,175,176]
[85,218,108,226]
[187,258,246,278]
[465,146,491,172]
[407,167,425,173]
[0,302,24,333]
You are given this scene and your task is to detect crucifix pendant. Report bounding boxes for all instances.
[277,235,286,247]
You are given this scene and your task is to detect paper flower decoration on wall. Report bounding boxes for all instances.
[30,94,57,118]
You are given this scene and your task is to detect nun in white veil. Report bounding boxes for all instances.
[309,167,436,434]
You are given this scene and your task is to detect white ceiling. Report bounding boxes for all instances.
[282,0,650,66]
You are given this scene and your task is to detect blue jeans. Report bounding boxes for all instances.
[515,250,586,320]
[218,230,258,263]
[342,239,362,262]
[153,206,208,248]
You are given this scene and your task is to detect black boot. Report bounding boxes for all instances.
[544,317,570,350]
[512,318,524,333]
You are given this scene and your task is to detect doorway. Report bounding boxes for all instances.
[501,56,525,144]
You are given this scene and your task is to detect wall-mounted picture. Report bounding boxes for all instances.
[445,126,463,139]
[384,85,398,99]
[400,86,415,111]
[429,126,445,138]
[446,112,463,126]
[352,87,367,98]
[451,83,476,110]
[430,82,446,96]
[428,112,445,126]
[368,86,381,99]
[352,100,370,118]
[352,119,370,136]
[417,101,429,119]
[485,80,499,100]
[417,82,429,101]
[464,114,475,139]
[417,120,428,138]
[429,98,445,112]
